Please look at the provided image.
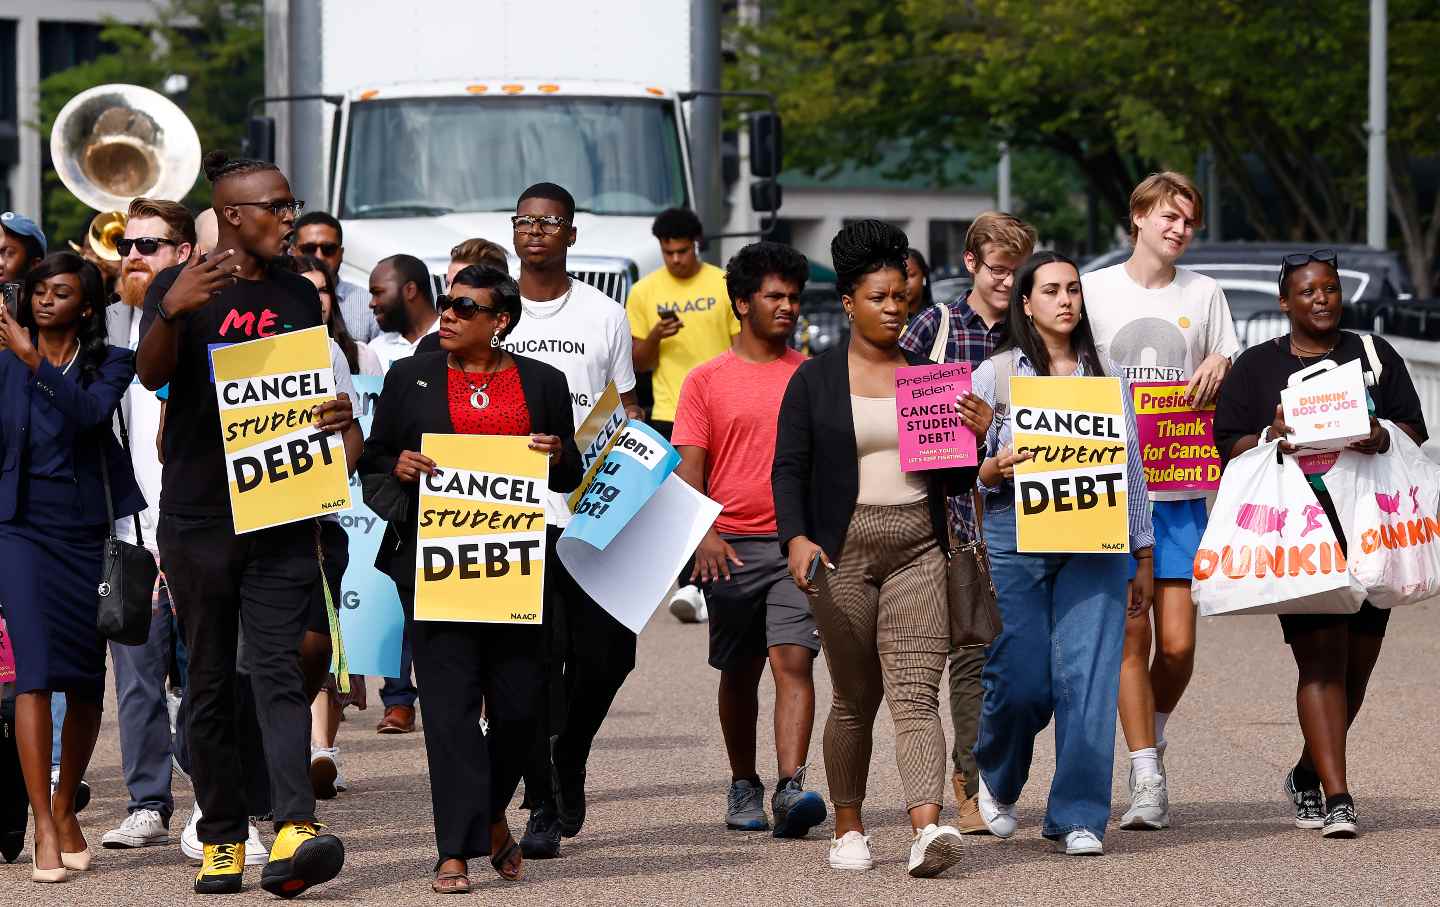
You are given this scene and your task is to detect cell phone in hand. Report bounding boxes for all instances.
[658,310,680,322]
[805,551,823,584]
[1,282,19,320]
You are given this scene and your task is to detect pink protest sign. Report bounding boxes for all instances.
[1132,381,1221,492]
[0,614,14,684]
[894,363,977,472]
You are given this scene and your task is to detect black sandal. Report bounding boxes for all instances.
[490,838,523,881]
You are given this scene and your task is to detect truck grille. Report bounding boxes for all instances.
[572,269,632,304]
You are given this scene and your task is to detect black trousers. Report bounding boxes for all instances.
[159,513,319,843]
[524,528,638,806]
[403,584,541,863]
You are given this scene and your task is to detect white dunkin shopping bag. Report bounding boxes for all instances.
[1325,421,1440,608]
[1192,440,1364,617]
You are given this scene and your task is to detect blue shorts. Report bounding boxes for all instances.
[1129,498,1209,581]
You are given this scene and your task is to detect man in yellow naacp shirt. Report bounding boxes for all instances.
[628,208,740,436]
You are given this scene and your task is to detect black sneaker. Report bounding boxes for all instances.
[557,769,586,838]
[1321,801,1358,839]
[725,779,768,831]
[519,805,562,859]
[770,768,826,839]
[1283,769,1324,830]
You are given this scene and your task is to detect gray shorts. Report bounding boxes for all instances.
[704,534,820,670]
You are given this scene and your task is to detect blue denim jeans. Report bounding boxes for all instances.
[973,502,1129,840]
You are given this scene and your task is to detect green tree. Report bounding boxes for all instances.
[34,0,262,247]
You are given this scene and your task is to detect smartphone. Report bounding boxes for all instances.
[1,282,19,320]
[804,551,823,584]
[658,310,680,322]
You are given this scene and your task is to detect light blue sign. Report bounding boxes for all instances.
[562,421,679,552]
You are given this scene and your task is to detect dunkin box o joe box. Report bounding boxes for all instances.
[1281,358,1370,452]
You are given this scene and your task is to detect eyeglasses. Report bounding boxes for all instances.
[511,214,568,235]
[977,260,1014,281]
[437,295,499,320]
[116,237,178,257]
[1279,249,1338,292]
[231,199,305,217]
[296,241,339,257]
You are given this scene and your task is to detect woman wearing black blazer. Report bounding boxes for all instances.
[772,223,987,878]
[0,252,143,882]
[359,265,579,893]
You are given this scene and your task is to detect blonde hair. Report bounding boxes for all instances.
[1129,171,1204,243]
[126,197,196,246]
[450,237,509,274]
[964,212,1037,263]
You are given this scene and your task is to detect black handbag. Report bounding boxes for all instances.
[96,405,159,647]
[946,491,1002,648]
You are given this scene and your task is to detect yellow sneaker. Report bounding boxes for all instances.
[194,842,245,894]
[260,821,344,899]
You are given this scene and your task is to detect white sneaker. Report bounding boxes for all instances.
[101,808,169,848]
[310,746,340,799]
[667,585,708,623]
[976,773,1017,838]
[907,823,964,878]
[1058,828,1104,855]
[827,830,874,871]
[180,805,267,866]
[1120,774,1170,830]
[166,689,182,736]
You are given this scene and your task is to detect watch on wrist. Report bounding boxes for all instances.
[156,297,175,322]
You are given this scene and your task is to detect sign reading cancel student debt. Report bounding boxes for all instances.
[211,326,352,533]
[1010,375,1129,553]
[414,434,547,624]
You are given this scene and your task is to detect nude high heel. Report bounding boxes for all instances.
[61,848,92,871]
[31,864,68,883]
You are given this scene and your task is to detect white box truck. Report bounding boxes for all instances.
[255,0,780,301]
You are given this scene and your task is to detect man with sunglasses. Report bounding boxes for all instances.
[138,151,352,897]
[293,212,379,343]
[1082,171,1238,834]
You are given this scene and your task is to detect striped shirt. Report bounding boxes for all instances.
[972,348,1155,551]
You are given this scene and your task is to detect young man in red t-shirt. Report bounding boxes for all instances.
[671,242,826,839]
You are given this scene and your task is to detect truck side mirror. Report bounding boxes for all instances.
[748,112,782,179]
[750,179,782,213]
[243,116,276,163]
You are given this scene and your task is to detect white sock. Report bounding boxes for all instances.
[1154,712,1172,748]
[1129,747,1161,781]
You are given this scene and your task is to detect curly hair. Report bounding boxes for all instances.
[20,252,109,378]
[651,207,704,242]
[723,241,808,318]
[831,219,909,298]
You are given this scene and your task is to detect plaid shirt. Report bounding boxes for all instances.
[899,292,1006,541]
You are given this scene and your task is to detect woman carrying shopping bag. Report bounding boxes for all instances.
[1213,249,1426,838]
[967,251,1154,856]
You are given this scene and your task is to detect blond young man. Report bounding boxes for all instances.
[1081,172,1238,830]
[898,212,1036,832]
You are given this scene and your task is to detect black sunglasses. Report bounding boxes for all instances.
[1279,249,1338,292]
[296,241,339,257]
[437,295,499,320]
[117,236,178,257]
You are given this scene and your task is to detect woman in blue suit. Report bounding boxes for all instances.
[0,251,143,883]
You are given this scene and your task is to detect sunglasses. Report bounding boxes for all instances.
[437,295,499,320]
[511,214,568,235]
[1279,249,1338,292]
[231,199,306,217]
[117,237,178,257]
[296,241,340,257]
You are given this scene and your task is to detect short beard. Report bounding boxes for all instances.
[118,268,154,308]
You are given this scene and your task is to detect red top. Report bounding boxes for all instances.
[671,348,805,535]
[447,364,530,435]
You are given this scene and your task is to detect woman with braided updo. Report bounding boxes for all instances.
[772,220,989,877]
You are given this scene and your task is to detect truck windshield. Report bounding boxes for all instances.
[340,96,688,219]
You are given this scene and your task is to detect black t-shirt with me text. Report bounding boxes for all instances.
[139,261,323,517]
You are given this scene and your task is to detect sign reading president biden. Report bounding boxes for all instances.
[211,326,352,533]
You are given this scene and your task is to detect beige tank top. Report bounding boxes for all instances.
[851,395,927,506]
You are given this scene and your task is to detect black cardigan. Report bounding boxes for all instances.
[771,346,977,563]
[357,351,582,583]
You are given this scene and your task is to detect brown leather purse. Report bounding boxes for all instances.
[946,491,1002,648]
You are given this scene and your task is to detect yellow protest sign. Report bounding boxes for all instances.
[414,434,548,623]
[567,382,626,511]
[211,326,352,534]
[1010,375,1130,553]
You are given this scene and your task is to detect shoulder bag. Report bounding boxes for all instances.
[96,406,159,647]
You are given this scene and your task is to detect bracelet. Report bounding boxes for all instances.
[156,297,175,322]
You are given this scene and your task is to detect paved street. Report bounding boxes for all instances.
[4,601,1438,906]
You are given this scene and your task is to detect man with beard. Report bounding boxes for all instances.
[137,151,352,896]
[365,254,437,374]
[99,198,194,851]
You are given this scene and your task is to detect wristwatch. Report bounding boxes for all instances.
[155,297,176,322]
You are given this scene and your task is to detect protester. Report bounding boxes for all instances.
[1,211,47,283]
[136,151,358,896]
[98,199,194,852]
[671,241,826,837]
[0,251,142,883]
[360,264,581,891]
[1213,250,1426,838]
[294,212,380,343]
[772,220,988,877]
[1082,172,1238,830]
[902,248,932,320]
[367,254,439,374]
[897,212,1036,832]
[447,237,510,287]
[968,251,1154,857]
[295,254,382,376]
